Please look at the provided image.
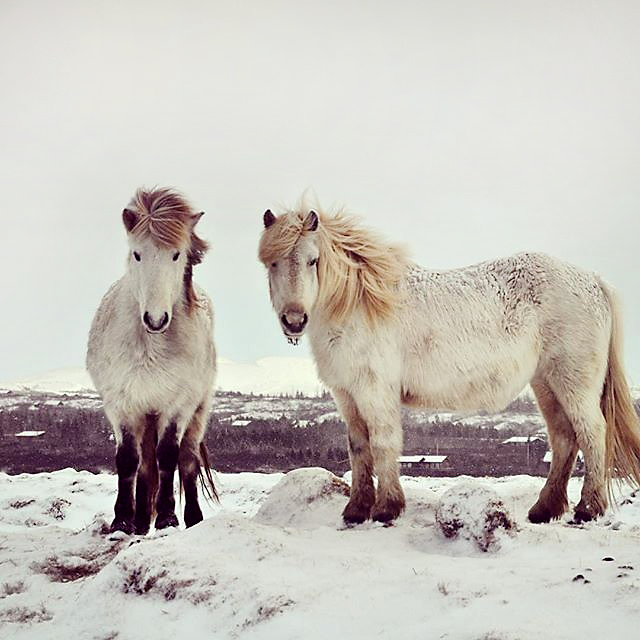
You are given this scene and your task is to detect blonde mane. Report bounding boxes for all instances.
[126,187,208,265]
[259,205,408,324]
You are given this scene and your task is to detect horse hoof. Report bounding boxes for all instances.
[528,504,552,524]
[342,500,372,525]
[571,508,594,525]
[110,518,135,535]
[134,522,150,535]
[371,498,404,523]
[184,503,203,528]
[155,513,179,530]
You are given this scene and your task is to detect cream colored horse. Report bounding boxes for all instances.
[87,187,217,534]
[259,204,640,525]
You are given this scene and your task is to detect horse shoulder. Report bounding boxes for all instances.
[309,313,401,392]
[87,280,127,369]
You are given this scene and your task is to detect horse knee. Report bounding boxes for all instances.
[116,432,139,478]
[179,439,200,476]
[157,422,179,472]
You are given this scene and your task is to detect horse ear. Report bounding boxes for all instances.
[304,210,319,232]
[122,208,138,232]
[190,211,204,228]
[263,209,276,228]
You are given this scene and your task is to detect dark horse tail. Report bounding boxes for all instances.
[196,442,219,502]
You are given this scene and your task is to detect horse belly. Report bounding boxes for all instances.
[402,335,540,412]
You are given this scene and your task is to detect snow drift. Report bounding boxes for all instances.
[1,468,639,639]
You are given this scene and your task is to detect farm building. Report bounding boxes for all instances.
[398,454,450,475]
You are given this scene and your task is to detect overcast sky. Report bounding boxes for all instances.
[1,0,639,384]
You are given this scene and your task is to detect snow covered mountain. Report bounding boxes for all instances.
[0,357,325,397]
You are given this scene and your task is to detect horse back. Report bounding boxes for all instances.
[399,252,609,411]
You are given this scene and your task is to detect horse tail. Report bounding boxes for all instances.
[599,278,640,499]
[197,442,219,502]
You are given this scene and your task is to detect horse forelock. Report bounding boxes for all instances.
[258,211,307,265]
[128,187,209,261]
[260,204,408,324]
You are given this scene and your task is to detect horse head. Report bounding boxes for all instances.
[260,209,320,343]
[122,188,207,334]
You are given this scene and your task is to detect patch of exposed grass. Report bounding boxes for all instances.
[1,581,26,598]
[0,604,52,624]
[46,498,71,520]
[9,499,35,509]
[32,555,102,582]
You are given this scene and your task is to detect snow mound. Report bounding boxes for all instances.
[254,467,349,529]
[435,480,517,551]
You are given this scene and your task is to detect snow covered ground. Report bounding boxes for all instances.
[1,468,639,639]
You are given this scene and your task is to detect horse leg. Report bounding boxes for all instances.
[179,408,206,528]
[549,384,608,522]
[134,414,158,535]
[567,403,608,523]
[333,389,375,524]
[353,390,405,523]
[155,421,180,529]
[528,380,579,523]
[111,429,139,534]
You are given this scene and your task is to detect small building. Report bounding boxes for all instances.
[501,436,545,445]
[501,435,547,469]
[398,454,449,474]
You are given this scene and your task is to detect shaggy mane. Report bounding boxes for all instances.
[259,204,408,324]
[126,187,208,313]
[126,187,208,265]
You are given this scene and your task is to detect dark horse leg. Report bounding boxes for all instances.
[179,437,204,528]
[134,414,158,535]
[155,421,180,530]
[111,429,139,534]
[179,406,209,527]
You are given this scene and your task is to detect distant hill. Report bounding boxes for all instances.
[0,357,325,397]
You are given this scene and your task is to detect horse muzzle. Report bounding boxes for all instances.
[143,311,170,333]
[280,307,308,339]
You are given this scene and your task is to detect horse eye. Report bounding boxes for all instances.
[308,258,318,267]
[133,251,141,262]
[173,251,180,261]
[271,262,277,269]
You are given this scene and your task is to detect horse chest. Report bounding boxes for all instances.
[309,324,398,390]
[100,329,209,418]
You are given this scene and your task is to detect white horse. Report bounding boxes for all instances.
[259,204,640,525]
[87,187,217,534]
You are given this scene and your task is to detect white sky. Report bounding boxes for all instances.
[1,0,639,382]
